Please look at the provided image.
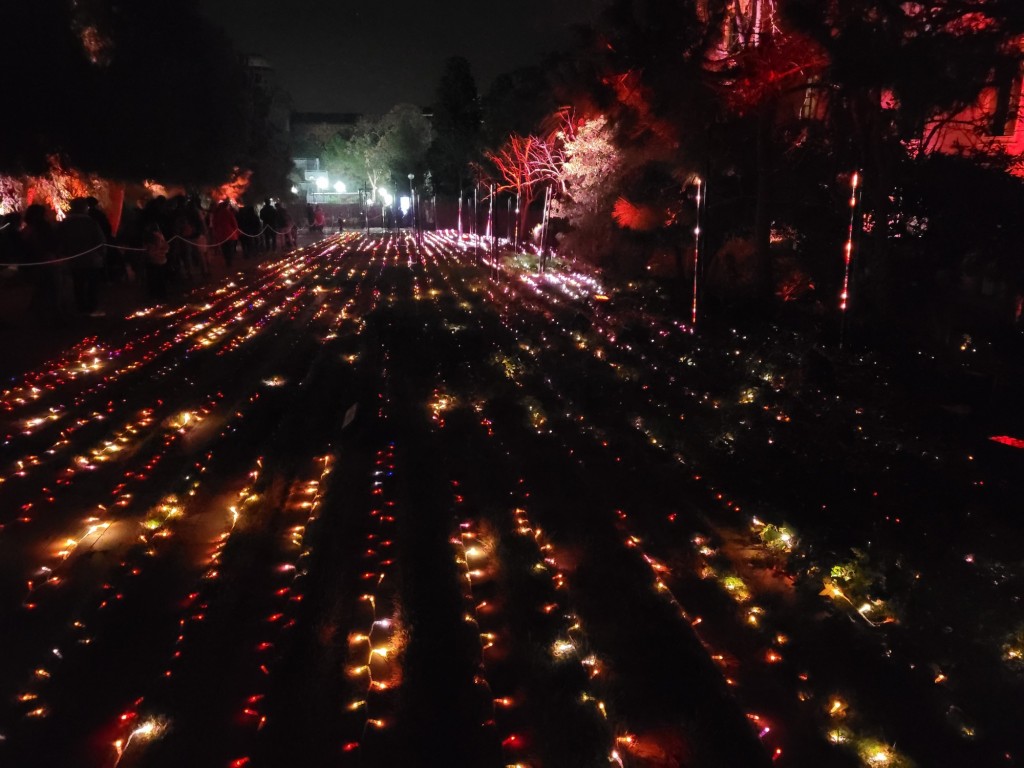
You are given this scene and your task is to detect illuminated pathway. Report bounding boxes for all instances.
[0,233,1020,767]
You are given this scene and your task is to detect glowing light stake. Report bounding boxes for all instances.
[487,184,495,261]
[839,171,862,348]
[439,227,805,747]
[344,441,404,750]
[539,186,552,272]
[412,233,935,768]
[514,192,521,252]
[692,177,703,329]
[235,455,334,736]
[112,718,164,767]
[458,192,464,239]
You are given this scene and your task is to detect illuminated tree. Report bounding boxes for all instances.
[484,125,564,243]
[551,115,624,265]
[555,115,619,227]
[325,130,374,192]
[326,105,431,199]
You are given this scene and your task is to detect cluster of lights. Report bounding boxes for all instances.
[418,233,867,762]
[98,458,265,764]
[4,386,267,742]
[411,244,625,765]
[0,224,1005,766]
[421,232,950,764]
[1,232,377,761]
[341,442,404,755]
[448,505,508,751]
[229,455,334,766]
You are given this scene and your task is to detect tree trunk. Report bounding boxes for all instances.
[856,87,892,335]
[753,104,774,305]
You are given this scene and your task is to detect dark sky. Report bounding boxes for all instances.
[198,0,604,115]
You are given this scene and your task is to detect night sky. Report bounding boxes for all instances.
[198,0,604,115]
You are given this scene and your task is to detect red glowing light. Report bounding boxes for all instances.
[990,435,1024,449]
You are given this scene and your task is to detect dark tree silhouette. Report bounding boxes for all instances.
[1,0,291,196]
[427,56,483,195]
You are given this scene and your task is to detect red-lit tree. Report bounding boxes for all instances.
[484,122,566,248]
[707,7,831,302]
[777,0,1024,320]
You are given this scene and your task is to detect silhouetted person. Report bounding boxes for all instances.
[167,196,193,281]
[60,198,106,316]
[0,212,25,266]
[21,204,61,323]
[211,200,239,269]
[117,200,146,282]
[237,203,260,259]
[144,222,169,299]
[275,202,294,250]
[85,196,115,279]
[259,199,276,251]
[142,195,170,237]
[184,198,208,276]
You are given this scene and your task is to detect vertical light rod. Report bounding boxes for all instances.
[692,176,703,329]
[839,170,862,348]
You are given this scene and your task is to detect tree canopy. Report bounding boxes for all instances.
[323,104,432,197]
[427,57,483,194]
[1,0,290,196]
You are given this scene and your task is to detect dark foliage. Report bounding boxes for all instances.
[1,0,291,194]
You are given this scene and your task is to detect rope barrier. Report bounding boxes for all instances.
[0,222,299,267]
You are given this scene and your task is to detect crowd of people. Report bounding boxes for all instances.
[0,196,301,325]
